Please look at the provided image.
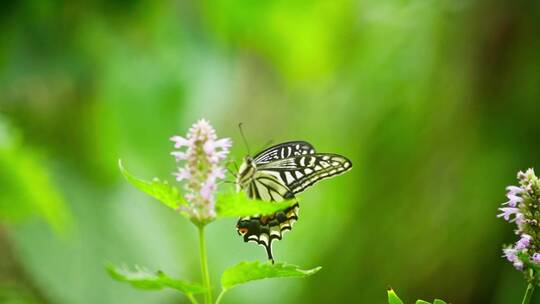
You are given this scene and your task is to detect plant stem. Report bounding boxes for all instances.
[187,294,200,304]
[522,282,535,304]
[198,224,212,304]
[215,289,226,304]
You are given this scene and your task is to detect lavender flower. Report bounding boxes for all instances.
[532,253,540,264]
[498,168,540,271]
[171,119,232,223]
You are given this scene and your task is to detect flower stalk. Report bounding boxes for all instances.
[170,119,231,303]
[522,281,535,304]
[198,224,212,304]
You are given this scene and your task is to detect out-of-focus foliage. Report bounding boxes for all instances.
[0,117,70,232]
[119,159,298,218]
[119,160,186,211]
[387,288,447,304]
[215,193,298,218]
[1,0,540,303]
[106,264,205,294]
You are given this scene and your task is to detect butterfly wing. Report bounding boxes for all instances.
[237,203,299,262]
[253,141,316,165]
[247,171,295,202]
[237,141,352,262]
[257,153,352,194]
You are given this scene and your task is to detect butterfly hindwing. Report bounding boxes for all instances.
[237,203,299,261]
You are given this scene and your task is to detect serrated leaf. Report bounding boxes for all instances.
[216,192,297,218]
[221,261,320,290]
[106,264,205,294]
[433,300,447,304]
[387,288,405,304]
[118,159,185,211]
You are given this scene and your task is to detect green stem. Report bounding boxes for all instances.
[198,225,212,304]
[522,282,535,304]
[215,289,226,304]
[187,293,200,304]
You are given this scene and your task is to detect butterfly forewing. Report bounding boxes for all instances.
[253,141,315,165]
[258,153,352,194]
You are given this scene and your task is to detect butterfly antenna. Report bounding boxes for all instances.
[218,180,236,185]
[225,159,238,177]
[238,122,251,155]
[225,165,237,178]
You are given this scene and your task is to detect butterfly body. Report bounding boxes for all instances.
[235,141,352,261]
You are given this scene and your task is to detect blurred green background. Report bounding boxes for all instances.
[1,0,540,303]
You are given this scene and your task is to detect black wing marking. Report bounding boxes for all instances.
[236,203,300,262]
[253,141,316,165]
[258,153,352,194]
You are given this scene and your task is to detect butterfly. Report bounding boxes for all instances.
[235,141,352,262]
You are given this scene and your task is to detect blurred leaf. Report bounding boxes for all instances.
[388,288,447,304]
[0,283,43,304]
[118,159,186,211]
[106,264,205,295]
[216,192,297,218]
[221,261,321,291]
[387,288,404,304]
[0,118,71,232]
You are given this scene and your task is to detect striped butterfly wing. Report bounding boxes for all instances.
[258,153,352,194]
[253,141,315,165]
[236,141,315,261]
[237,203,299,261]
[246,170,295,202]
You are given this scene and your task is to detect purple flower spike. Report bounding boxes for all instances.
[532,253,540,264]
[504,194,523,207]
[497,207,520,222]
[515,234,532,250]
[499,168,540,273]
[513,260,524,271]
[503,247,518,263]
[170,119,231,223]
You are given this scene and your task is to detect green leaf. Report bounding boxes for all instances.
[118,159,186,211]
[216,192,298,218]
[0,118,71,233]
[387,288,405,304]
[106,264,205,294]
[221,261,321,291]
[387,288,447,304]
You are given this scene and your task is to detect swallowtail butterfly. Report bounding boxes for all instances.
[235,141,352,261]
